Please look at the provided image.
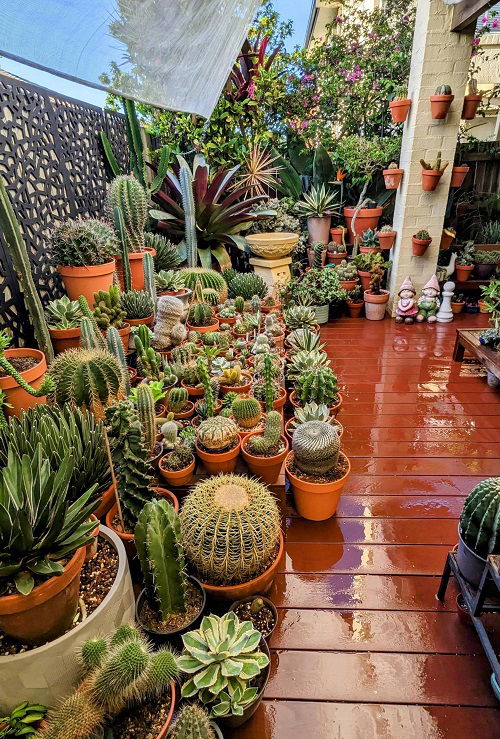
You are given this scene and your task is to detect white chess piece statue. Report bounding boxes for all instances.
[437,280,455,323]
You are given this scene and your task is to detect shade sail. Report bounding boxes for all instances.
[0,0,261,117]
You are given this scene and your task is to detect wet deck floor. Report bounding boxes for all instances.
[229,313,500,738]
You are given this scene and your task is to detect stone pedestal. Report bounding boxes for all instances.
[437,280,455,323]
[249,256,292,294]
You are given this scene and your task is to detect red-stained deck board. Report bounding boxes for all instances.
[231,316,498,739]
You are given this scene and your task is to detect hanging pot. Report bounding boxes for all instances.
[389,99,411,123]
[430,93,454,119]
[412,235,432,256]
[450,165,469,188]
[421,170,443,191]
[382,168,403,190]
[439,230,455,251]
[307,216,331,244]
[461,94,481,120]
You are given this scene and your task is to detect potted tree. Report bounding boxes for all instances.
[389,85,411,123]
[456,478,499,588]
[461,78,482,120]
[241,411,289,484]
[364,264,390,320]
[382,161,404,189]
[296,184,340,244]
[412,230,432,256]
[377,225,396,251]
[430,84,454,119]
[455,242,476,281]
[420,152,449,191]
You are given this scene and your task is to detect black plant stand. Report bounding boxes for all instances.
[437,551,500,699]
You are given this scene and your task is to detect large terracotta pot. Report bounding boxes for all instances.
[241,432,289,484]
[93,483,116,519]
[450,165,469,188]
[377,230,396,250]
[0,348,48,417]
[57,260,116,304]
[455,264,474,282]
[49,326,81,355]
[158,453,195,487]
[412,235,432,256]
[307,216,331,244]
[364,290,390,321]
[357,270,372,292]
[201,532,284,601]
[421,170,443,191]
[430,93,454,119]
[195,438,241,475]
[344,206,382,242]
[286,451,351,521]
[186,319,220,334]
[389,98,411,123]
[115,248,155,291]
[461,94,481,120]
[382,168,403,189]
[0,546,85,645]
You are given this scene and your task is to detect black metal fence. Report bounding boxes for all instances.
[0,72,128,346]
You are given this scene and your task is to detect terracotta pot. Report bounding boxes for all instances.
[136,577,206,646]
[128,366,138,385]
[195,438,241,475]
[158,289,189,298]
[85,515,100,563]
[93,482,116,519]
[364,289,390,321]
[461,94,481,120]
[346,300,364,318]
[102,323,131,355]
[307,216,331,244]
[377,231,396,250]
[389,98,411,123]
[49,326,81,354]
[215,313,236,325]
[260,301,281,314]
[421,170,443,191]
[329,227,346,245]
[455,264,474,282]
[181,379,204,397]
[241,433,289,484]
[286,451,351,521]
[383,168,403,189]
[228,595,278,641]
[0,348,48,417]
[289,390,342,416]
[450,165,469,188]
[256,386,287,413]
[219,372,253,396]
[357,270,372,292]
[127,314,154,329]
[0,546,85,645]
[57,260,115,304]
[359,246,380,255]
[201,532,284,601]
[439,231,455,251]
[412,235,432,256]
[115,248,155,291]
[172,401,195,419]
[156,682,177,739]
[478,299,489,314]
[430,93,454,119]
[339,277,359,291]
[186,319,220,334]
[158,453,195,487]
[344,206,382,242]
[327,251,346,265]
[451,301,464,314]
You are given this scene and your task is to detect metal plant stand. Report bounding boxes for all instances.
[437,552,500,699]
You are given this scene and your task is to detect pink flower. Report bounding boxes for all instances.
[481,14,489,25]
[313,95,319,102]
[473,36,480,46]
[471,50,478,57]
[248,82,255,99]
[492,18,499,28]
[300,121,308,130]
[373,82,380,90]
[336,16,344,23]
[402,15,409,22]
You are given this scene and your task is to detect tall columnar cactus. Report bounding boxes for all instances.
[313,242,324,269]
[114,205,132,292]
[135,383,156,457]
[247,410,282,455]
[135,499,188,618]
[105,400,153,522]
[107,326,130,396]
[179,474,281,584]
[50,349,125,419]
[0,330,54,398]
[143,250,157,316]
[460,477,500,557]
[179,161,198,268]
[292,421,340,475]
[107,174,147,252]
[0,177,54,362]
[80,316,100,350]
[170,704,213,739]
[77,296,107,349]
[296,366,339,408]
[171,344,194,365]
[154,295,185,349]
[197,357,215,417]
[263,353,276,412]
[231,395,262,428]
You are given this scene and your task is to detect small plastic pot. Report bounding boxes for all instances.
[430,93,454,119]
[421,170,443,191]
[412,235,432,256]
[127,314,154,329]
[195,438,241,475]
[241,432,289,484]
[228,595,278,640]
[383,168,403,189]
[158,453,195,487]
[389,98,411,123]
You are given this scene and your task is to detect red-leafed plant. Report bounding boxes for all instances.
[227,35,282,103]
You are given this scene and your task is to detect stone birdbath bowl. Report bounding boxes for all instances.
[245,232,298,259]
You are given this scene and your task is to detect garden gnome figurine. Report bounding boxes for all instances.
[416,275,441,323]
[395,276,418,324]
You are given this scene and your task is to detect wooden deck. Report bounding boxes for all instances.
[229,313,500,738]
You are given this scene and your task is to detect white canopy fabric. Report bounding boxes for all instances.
[0,0,261,117]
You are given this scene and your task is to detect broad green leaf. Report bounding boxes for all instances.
[193,663,220,690]
[15,570,34,595]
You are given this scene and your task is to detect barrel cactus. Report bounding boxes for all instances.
[246,410,282,455]
[180,268,228,301]
[170,704,212,739]
[188,302,214,327]
[296,366,339,407]
[292,421,340,476]
[196,416,238,451]
[179,474,281,584]
[460,477,500,557]
[232,395,262,428]
[167,386,189,413]
[107,174,147,252]
[228,272,267,300]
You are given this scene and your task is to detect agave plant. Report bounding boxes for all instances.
[179,612,269,717]
[287,349,330,384]
[287,329,325,355]
[149,155,275,269]
[295,185,340,219]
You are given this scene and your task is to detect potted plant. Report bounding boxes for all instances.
[285,268,344,325]
[389,85,411,123]
[230,394,263,437]
[307,240,327,268]
[345,285,364,317]
[165,386,194,419]
[264,312,285,351]
[260,294,282,314]
[329,224,347,246]
[477,220,500,248]
[412,230,432,256]
[364,263,390,320]
[335,259,359,290]
[93,285,131,353]
[228,596,278,640]
[326,239,347,265]
[251,353,287,413]
[0,701,47,734]
[420,152,449,191]
[50,218,117,304]
[179,474,283,600]
[440,227,456,251]
[473,249,499,280]
[216,301,237,324]
[241,411,289,484]
[382,161,404,190]
[359,228,381,253]
[456,478,499,588]
[195,416,241,475]
[285,421,350,520]
[295,184,340,244]
[45,296,83,354]
[461,78,482,120]
[0,330,53,418]
[179,612,270,727]
[479,279,500,331]
[155,269,189,297]
[455,242,476,281]
[291,365,342,415]
[186,301,220,334]
[450,163,470,188]
[283,304,318,333]
[285,402,344,445]
[450,293,465,314]
[430,84,454,119]
[120,289,155,328]
[353,252,390,292]
[169,704,223,739]
[218,364,253,395]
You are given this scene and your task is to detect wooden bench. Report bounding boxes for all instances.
[453,329,500,381]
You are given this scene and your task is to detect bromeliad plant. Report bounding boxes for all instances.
[179,612,269,718]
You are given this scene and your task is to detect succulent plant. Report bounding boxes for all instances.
[291,401,332,427]
[296,366,339,408]
[220,364,243,386]
[246,410,282,456]
[251,333,271,356]
[218,303,236,319]
[45,296,83,329]
[361,228,379,249]
[265,312,284,338]
[284,305,317,331]
[147,233,182,272]
[379,224,394,233]
[231,395,262,428]
[171,343,195,364]
[154,295,186,349]
[335,259,358,281]
[287,329,324,355]
[50,218,118,267]
[229,272,268,300]
[0,700,47,736]
[415,229,431,241]
[196,416,238,451]
[167,386,189,413]
[188,302,215,328]
[435,84,452,95]
[202,287,220,306]
[135,383,157,457]
[155,269,186,293]
[295,184,340,218]
[460,477,500,557]
[235,295,245,314]
[250,294,262,314]
[169,704,213,739]
[92,285,127,329]
[179,474,280,584]
[50,348,125,419]
[292,420,340,475]
[312,241,325,269]
[120,290,154,319]
[135,499,188,618]
[369,263,385,295]
[287,349,330,384]
[107,174,147,252]
[160,413,178,451]
[420,151,449,174]
[143,251,157,315]
[180,268,228,301]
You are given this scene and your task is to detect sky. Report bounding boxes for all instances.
[0,1,310,109]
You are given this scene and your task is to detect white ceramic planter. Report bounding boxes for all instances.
[0,526,135,711]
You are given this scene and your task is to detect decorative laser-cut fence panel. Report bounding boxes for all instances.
[0,72,128,347]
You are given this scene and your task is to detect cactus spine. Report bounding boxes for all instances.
[296,366,339,408]
[107,175,147,252]
[135,499,188,618]
[143,250,157,316]
[77,296,107,349]
[197,357,215,417]
[247,410,282,455]
[179,161,198,268]
[170,704,212,739]
[460,477,500,557]
[292,421,340,475]
[167,386,189,413]
[136,383,156,457]
[232,394,261,428]
[107,326,130,395]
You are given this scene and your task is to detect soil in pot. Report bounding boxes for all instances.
[158,453,195,487]
[229,596,277,639]
[242,433,289,485]
[0,349,48,417]
[109,684,174,739]
[136,578,205,638]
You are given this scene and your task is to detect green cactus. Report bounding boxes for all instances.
[188,302,214,328]
[235,295,245,313]
[435,84,452,95]
[171,344,194,364]
[296,366,339,408]
[287,349,330,384]
[167,386,189,413]
[231,395,262,428]
[77,296,107,349]
[247,410,282,455]
[312,241,325,268]
[50,348,125,419]
[110,624,142,648]
[146,232,182,272]
[229,272,268,300]
[135,498,188,619]
[170,704,213,739]
[264,353,277,412]
[179,160,198,268]
[180,268,228,301]
[40,690,105,739]
[114,204,132,292]
[107,174,147,252]
[135,383,156,457]
[335,259,358,281]
[143,250,157,316]
[79,321,99,352]
[251,294,261,314]
[197,357,215,417]
[460,477,500,557]
[161,413,178,450]
[120,289,154,321]
[0,331,54,398]
[93,285,127,330]
[107,326,130,395]
[80,637,108,672]
[292,420,340,475]
[196,416,238,451]
[49,217,118,269]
